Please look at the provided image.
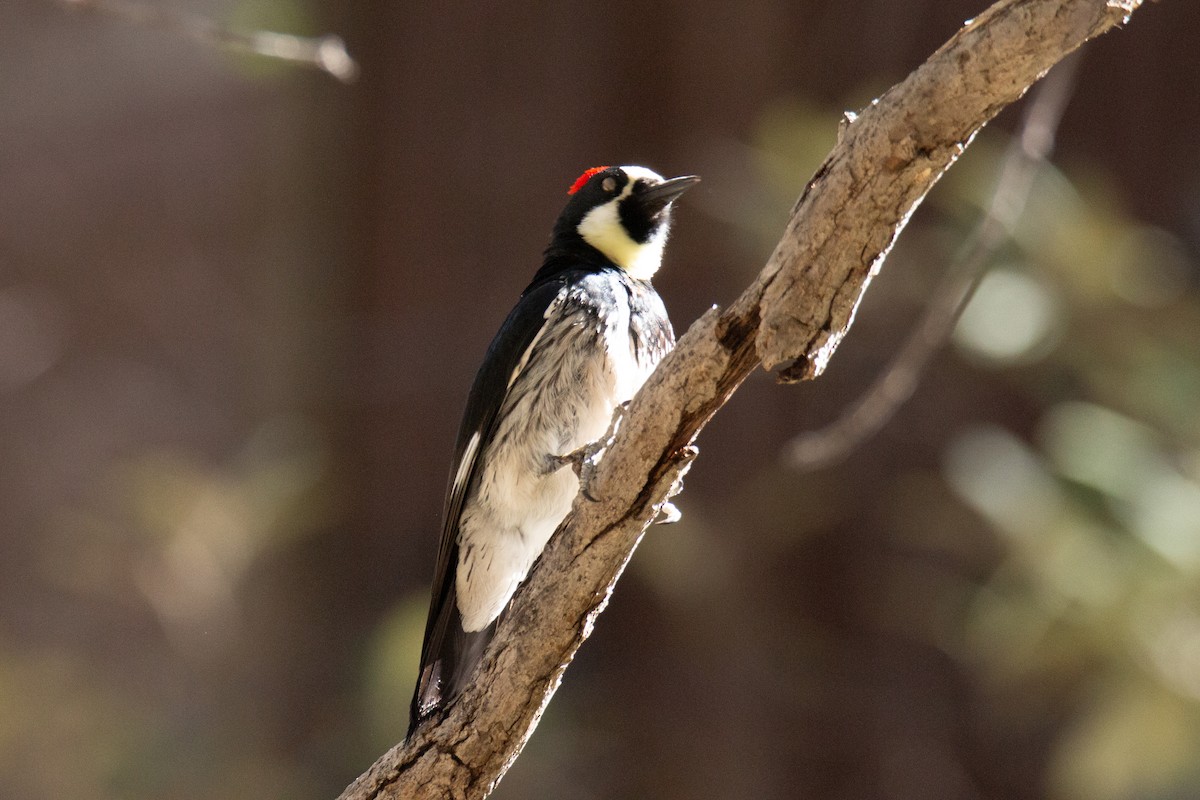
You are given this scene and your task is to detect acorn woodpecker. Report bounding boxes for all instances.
[409,165,698,729]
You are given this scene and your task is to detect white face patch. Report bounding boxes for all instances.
[577,165,672,281]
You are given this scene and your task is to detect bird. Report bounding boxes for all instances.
[408,165,699,730]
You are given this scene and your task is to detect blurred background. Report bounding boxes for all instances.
[2,1,1199,798]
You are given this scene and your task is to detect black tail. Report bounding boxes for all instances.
[408,574,496,736]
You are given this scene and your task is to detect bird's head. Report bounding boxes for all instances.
[548,165,699,280]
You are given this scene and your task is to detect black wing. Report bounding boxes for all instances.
[408,275,570,731]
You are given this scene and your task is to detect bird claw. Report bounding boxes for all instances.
[550,402,628,501]
[551,444,603,501]
[653,500,682,525]
[652,444,697,525]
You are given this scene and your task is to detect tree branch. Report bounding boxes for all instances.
[786,52,1081,470]
[339,1,1144,797]
[60,0,359,82]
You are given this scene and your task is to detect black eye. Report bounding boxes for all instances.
[601,176,618,193]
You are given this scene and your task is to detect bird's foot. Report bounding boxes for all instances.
[651,444,698,525]
[653,500,682,525]
[549,403,628,501]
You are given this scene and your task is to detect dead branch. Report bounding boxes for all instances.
[339,1,1145,797]
[60,0,358,82]
[786,52,1081,470]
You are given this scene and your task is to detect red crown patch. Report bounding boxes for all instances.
[568,166,611,195]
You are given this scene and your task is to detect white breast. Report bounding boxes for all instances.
[454,279,655,631]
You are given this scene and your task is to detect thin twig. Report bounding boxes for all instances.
[784,54,1080,470]
[60,0,359,83]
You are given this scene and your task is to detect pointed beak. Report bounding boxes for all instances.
[637,174,701,216]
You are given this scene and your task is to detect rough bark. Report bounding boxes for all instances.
[338,1,1144,797]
